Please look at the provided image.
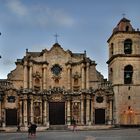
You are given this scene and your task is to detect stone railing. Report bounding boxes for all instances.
[98,81,112,89]
[0,79,13,89]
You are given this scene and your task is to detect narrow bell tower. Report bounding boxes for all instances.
[107,17,140,126]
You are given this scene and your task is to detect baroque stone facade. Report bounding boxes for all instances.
[0,17,140,129]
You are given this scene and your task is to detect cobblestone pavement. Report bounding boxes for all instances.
[0,128,140,140]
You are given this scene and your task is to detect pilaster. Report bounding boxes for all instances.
[81,63,85,89]
[80,94,84,125]
[24,61,28,89]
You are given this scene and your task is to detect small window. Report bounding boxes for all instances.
[124,39,132,54]
[124,65,133,84]
[110,43,114,56]
[126,26,129,31]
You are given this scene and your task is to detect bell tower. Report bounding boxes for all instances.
[107,17,140,126]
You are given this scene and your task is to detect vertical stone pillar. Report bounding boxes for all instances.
[24,61,28,89]
[30,96,34,123]
[80,94,84,125]
[67,98,71,125]
[43,98,47,125]
[67,65,71,90]
[23,95,28,127]
[43,64,47,90]
[29,62,33,89]
[109,99,113,124]
[40,101,42,124]
[19,100,23,126]
[0,101,1,123]
[81,63,85,89]
[86,63,90,89]
[90,96,94,124]
[46,100,49,126]
[2,109,5,127]
[86,95,90,125]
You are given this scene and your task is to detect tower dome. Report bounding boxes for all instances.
[113,17,135,33]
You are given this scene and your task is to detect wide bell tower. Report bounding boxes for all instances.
[107,17,140,126]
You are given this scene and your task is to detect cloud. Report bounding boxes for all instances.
[52,9,75,27]
[5,0,75,27]
[3,59,14,66]
[6,0,28,16]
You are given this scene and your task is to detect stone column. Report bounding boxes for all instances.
[19,100,23,126]
[80,94,84,125]
[43,64,47,90]
[81,63,85,89]
[46,100,49,126]
[40,101,42,124]
[90,96,94,124]
[86,95,90,125]
[86,63,90,89]
[23,95,28,127]
[43,98,47,125]
[67,98,71,125]
[29,62,33,89]
[67,65,71,90]
[24,61,28,89]
[2,109,5,127]
[30,96,34,123]
[109,98,113,124]
[0,101,1,123]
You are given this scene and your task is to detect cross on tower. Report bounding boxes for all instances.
[122,13,126,18]
[54,33,59,43]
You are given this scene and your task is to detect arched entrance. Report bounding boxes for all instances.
[6,109,17,126]
[95,108,105,124]
[49,102,65,125]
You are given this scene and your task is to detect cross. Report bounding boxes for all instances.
[122,13,126,18]
[54,33,59,43]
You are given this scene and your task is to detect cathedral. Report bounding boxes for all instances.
[0,17,140,130]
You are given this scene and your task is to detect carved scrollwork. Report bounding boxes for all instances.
[33,71,42,79]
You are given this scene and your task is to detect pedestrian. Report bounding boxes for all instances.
[31,123,37,137]
[71,117,76,131]
[28,122,32,138]
[17,124,21,132]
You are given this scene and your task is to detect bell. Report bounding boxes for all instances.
[126,73,131,78]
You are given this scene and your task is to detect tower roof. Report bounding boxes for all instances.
[113,17,134,33]
[107,17,140,42]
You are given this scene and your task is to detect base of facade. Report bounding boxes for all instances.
[0,125,114,132]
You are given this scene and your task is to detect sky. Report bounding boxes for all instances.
[0,0,140,79]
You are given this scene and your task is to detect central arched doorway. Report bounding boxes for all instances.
[49,102,65,125]
[95,108,105,124]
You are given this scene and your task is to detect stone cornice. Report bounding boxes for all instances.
[107,54,140,64]
[107,31,140,43]
[65,59,96,66]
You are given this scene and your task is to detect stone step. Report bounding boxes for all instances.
[49,125,68,130]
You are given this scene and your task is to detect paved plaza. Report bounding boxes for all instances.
[0,128,140,140]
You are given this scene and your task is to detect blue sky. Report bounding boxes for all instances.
[0,0,140,79]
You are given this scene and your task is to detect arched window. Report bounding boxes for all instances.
[124,39,132,54]
[126,26,129,31]
[110,43,114,56]
[110,68,113,82]
[124,65,133,84]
